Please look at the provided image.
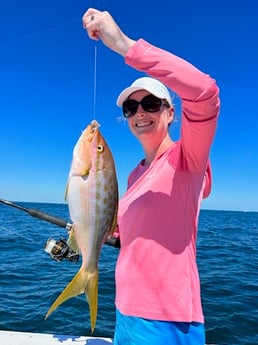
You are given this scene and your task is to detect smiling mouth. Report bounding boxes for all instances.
[135,121,154,128]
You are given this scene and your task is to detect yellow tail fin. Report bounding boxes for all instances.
[45,268,98,333]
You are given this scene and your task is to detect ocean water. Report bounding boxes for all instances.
[0,202,257,345]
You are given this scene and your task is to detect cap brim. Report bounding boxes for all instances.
[116,86,171,107]
[116,87,145,106]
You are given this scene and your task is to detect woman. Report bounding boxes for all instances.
[83,8,220,345]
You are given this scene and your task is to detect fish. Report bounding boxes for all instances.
[45,119,118,333]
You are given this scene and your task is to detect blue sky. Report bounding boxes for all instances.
[0,0,257,211]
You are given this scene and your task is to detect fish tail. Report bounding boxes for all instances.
[85,270,98,333]
[45,268,98,333]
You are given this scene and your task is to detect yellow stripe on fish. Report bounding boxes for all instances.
[45,120,118,333]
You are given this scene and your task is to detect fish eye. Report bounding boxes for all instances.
[97,145,104,152]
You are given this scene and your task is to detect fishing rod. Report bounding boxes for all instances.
[0,197,80,262]
[0,197,72,230]
[0,197,120,261]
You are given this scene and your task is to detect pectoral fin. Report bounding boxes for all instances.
[67,226,80,254]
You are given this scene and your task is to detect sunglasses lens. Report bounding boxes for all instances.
[122,95,164,118]
[122,100,138,118]
[141,95,162,112]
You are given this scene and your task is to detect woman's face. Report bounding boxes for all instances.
[126,90,173,143]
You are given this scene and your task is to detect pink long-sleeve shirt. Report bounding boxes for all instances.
[115,39,220,323]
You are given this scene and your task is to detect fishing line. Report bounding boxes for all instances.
[93,45,98,118]
[0,225,15,236]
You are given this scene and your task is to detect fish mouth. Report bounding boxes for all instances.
[83,120,100,143]
[90,120,100,131]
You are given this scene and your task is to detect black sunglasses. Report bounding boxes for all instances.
[122,94,170,118]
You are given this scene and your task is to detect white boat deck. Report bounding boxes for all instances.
[0,330,113,344]
[0,330,218,344]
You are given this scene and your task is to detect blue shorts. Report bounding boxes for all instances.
[113,309,205,345]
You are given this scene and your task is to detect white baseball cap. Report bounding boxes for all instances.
[116,77,172,107]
